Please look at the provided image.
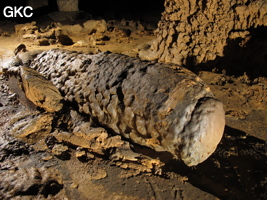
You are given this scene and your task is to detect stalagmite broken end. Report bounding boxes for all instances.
[180,98,225,166]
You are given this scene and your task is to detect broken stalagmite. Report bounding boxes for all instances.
[20,66,63,112]
[28,49,225,166]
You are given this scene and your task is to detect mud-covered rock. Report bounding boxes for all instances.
[15,21,38,36]
[55,28,74,45]
[75,147,87,158]
[8,111,54,143]
[16,22,74,46]
[0,167,63,199]
[83,19,107,34]
[0,138,31,162]
[20,66,63,112]
[52,144,69,159]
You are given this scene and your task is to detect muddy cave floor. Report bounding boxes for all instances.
[0,32,267,199]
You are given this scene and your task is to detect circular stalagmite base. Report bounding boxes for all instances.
[181,98,225,166]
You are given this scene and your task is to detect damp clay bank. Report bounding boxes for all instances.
[30,49,225,166]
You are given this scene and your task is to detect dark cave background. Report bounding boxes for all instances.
[0,0,165,22]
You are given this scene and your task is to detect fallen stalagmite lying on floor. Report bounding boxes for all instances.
[28,49,225,166]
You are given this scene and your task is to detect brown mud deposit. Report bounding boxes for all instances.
[0,1,267,200]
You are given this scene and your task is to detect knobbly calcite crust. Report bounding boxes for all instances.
[30,49,225,166]
[140,0,267,66]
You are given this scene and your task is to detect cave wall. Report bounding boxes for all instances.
[26,0,48,10]
[23,0,78,12]
[140,0,267,76]
[57,0,79,11]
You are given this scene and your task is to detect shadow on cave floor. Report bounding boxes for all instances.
[180,26,267,199]
[186,26,267,79]
[164,125,267,200]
